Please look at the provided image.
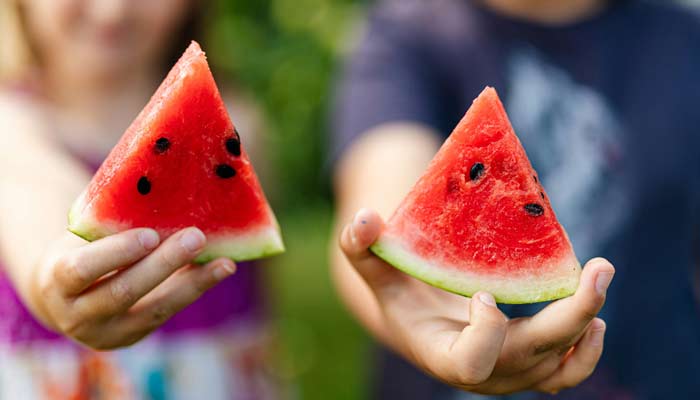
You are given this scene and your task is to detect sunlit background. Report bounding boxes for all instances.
[195,0,700,399]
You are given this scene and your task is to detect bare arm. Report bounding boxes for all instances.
[331,122,441,343]
[0,95,90,321]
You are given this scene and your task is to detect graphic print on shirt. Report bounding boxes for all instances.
[505,48,629,260]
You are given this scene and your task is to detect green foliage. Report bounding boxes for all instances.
[267,207,370,400]
[204,2,372,399]
[206,0,365,210]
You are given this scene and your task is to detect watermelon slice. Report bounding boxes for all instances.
[370,87,580,304]
[68,41,284,263]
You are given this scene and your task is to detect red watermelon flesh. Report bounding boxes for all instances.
[68,41,284,262]
[370,87,579,303]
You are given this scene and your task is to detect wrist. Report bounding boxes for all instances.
[16,253,60,332]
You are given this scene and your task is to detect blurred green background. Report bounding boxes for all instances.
[203,1,371,399]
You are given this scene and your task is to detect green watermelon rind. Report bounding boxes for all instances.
[68,191,285,264]
[68,193,115,241]
[369,234,581,304]
[192,223,285,263]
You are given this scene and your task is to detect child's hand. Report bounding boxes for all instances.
[32,227,235,350]
[340,209,614,395]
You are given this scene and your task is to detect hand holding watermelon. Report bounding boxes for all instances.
[340,208,614,394]
[20,42,281,350]
[30,228,236,350]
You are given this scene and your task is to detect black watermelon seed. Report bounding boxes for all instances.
[524,203,544,216]
[540,191,545,199]
[137,176,151,195]
[533,175,538,183]
[216,164,236,179]
[225,137,241,157]
[154,137,170,154]
[469,162,485,181]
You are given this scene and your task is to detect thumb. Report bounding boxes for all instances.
[339,208,406,293]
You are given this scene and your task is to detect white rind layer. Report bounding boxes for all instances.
[68,189,285,263]
[193,226,285,263]
[370,233,581,304]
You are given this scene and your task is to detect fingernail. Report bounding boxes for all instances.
[354,208,372,226]
[590,322,606,347]
[478,292,496,307]
[138,229,160,250]
[213,260,236,281]
[595,272,613,295]
[180,228,205,253]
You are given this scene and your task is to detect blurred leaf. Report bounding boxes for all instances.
[205,2,371,399]
[207,0,364,211]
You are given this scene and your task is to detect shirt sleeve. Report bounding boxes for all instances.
[330,1,447,161]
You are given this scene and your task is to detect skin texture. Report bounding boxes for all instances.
[0,0,244,349]
[331,123,615,394]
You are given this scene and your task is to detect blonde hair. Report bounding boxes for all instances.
[0,0,35,85]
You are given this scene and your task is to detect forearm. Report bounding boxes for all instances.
[331,230,391,342]
[0,97,91,328]
[330,123,441,345]
[0,172,88,331]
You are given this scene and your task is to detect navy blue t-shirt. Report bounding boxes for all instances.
[333,0,700,398]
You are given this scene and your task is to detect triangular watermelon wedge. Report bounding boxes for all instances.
[370,87,580,304]
[68,42,284,263]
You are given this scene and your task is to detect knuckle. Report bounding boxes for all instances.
[109,279,136,307]
[193,273,217,296]
[481,312,508,331]
[447,351,490,386]
[57,312,86,338]
[532,340,558,356]
[158,246,187,270]
[116,235,142,257]
[150,304,174,327]
[37,273,55,298]
[455,364,490,386]
[575,298,601,322]
[55,254,85,288]
[579,305,599,322]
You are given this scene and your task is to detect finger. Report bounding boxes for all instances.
[339,208,407,295]
[535,318,606,394]
[439,292,507,385]
[56,228,160,295]
[75,227,206,318]
[117,258,236,336]
[505,258,613,363]
[482,352,563,395]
